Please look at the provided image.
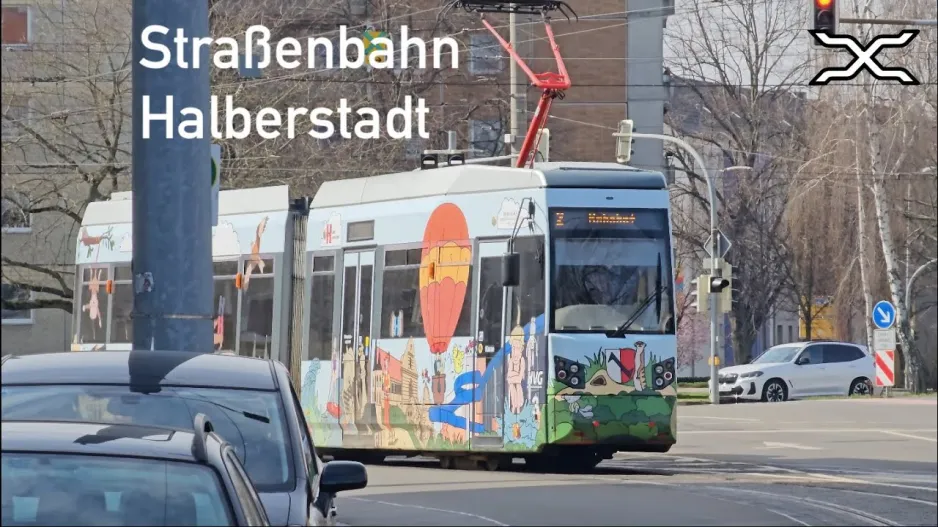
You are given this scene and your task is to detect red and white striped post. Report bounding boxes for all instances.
[875,349,895,397]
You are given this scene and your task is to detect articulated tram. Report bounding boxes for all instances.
[72,160,678,471]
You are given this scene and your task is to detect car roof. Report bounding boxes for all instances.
[772,341,867,350]
[1,350,277,390]
[1,420,206,463]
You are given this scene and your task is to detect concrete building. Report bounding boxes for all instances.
[2,0,99,354]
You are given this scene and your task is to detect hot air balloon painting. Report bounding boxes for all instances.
[420,203,472,363]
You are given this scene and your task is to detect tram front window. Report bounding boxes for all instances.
[550,208,674,334]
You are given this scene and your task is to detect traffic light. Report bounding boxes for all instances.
[690,275,710,315]
[709,276,730,293]
[614,119,634,164]
[813,0,837,35]
[719,264,733,314]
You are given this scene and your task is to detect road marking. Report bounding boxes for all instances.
[759,441,823,451]
[680,427,938,435]
[880,430,938,443]
[767,508,811,526]
[344,496,509,526]
[821,487,938,508]
[679,415,760,422]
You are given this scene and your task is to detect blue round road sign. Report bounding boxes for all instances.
[872,300,896,330]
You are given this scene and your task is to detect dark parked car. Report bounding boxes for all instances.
[1,351,368,526]
[2,416,270,526]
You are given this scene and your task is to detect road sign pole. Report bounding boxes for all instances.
[631,131,722,405]
[131,0,214,352]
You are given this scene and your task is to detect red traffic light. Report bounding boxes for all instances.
[812,0,837,34]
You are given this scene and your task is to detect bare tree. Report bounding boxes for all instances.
[783,101,861,341]
[837,0,938,392]
[664,0,813,363]
[675,288,708,376]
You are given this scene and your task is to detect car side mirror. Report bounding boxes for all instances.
[320,460,368,494]
[501,253,520,287]
[795,356,809,366]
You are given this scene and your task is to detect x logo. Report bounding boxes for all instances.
[808,30,921,86]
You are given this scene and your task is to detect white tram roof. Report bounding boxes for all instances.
[80,185,290,226]
[310,162,667,209]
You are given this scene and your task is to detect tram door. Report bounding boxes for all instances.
[471,240,509,446]
[340,250,374,442]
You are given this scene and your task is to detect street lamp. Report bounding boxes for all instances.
[615,121,725,404]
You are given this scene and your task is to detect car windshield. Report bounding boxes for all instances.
[550,208,674,334]
[1,452,234,526]
[1,385,293,493]
[752,345,802,364]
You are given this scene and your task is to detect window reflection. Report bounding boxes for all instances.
[213,261,239,353]
[550,209,674,334]
[213,279,239,353]
[110,281,134,343]
[380,249,422,338]
[508,236,545,328]
[308,269,335,361]
[239,275,274,358]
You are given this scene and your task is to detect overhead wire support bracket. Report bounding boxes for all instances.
[452,0,576,168]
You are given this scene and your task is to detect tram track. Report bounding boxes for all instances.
[337,454,936,526]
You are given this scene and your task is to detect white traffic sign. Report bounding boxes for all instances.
[873,329,896,352]
[872,300,896,330]
[874,349,895,387]
[705,230,733,259]
[211,144,221,227]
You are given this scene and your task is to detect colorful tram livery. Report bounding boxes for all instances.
[73,162,678,471]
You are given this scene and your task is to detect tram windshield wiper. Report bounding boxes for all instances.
[606,284,664,339]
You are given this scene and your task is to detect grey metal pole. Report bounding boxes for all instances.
[630,132,720,404]
[509,6,519,155]
[840,18,938,26]
[131,0,214,352]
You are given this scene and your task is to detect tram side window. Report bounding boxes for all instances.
[109,265,134,343]
[213,261,239,353]
[510,236,546,329]
[308,255,335,360]
[78,266,110,344]
[381,249,423,338]
[239,257,275,358]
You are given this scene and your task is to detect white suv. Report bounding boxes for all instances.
[714,341,874,402]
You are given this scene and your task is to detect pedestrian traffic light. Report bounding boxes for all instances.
[813,0,837,35]
[690,275,710,315]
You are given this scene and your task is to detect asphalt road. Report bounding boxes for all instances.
[333,397,938,526]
